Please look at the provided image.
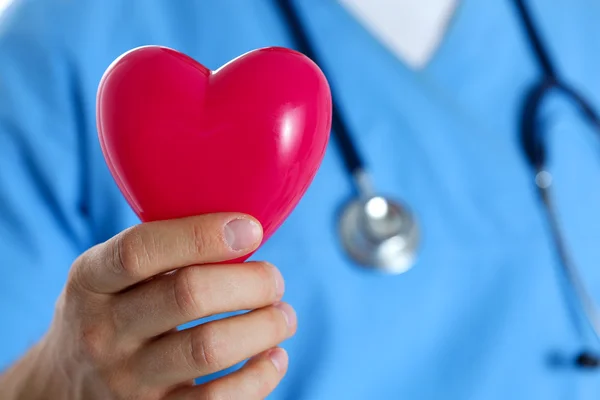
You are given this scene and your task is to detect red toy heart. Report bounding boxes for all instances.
[96,46,332,261]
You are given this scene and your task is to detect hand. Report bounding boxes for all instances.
[1,213,296,400]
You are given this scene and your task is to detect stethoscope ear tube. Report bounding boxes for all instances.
[519,76,600,367]
[519,79,554,170]
[520,78,600,171]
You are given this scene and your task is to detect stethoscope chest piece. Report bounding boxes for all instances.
[338,195,420,274]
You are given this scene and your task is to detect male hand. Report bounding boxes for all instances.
[1,213,295,399]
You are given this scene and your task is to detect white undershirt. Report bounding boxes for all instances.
[0,1,459,68]
[338,0,459,69]
[0,0,11,14]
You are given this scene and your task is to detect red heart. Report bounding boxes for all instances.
[96,46,332,261]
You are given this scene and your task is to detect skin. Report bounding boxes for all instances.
[0,213,296,399]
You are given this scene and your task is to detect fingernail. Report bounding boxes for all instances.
[271,266,285,298]
[269,348,288,373]
[224,218,262,251]
[274,302,297,329]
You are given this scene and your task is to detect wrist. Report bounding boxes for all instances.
[0,338,61,399]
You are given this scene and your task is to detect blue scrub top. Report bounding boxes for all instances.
[1,0,600,398]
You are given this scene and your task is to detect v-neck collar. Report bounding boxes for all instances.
[337,0,461,70]
[289,0,471,105]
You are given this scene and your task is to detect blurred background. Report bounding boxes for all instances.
[0,0,10,14]
[1,1,600,399]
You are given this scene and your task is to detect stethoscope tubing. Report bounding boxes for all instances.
[278,0,600,363]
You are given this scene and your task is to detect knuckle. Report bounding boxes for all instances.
[190,325,222,372]
[103,369,136,399]
[112,228,146,279]
[67,248,99,293]
[78,322,110,362]
[58,284,90,324]
[62,273,85,306]
[173,268,205,318]
[68,252,87,284]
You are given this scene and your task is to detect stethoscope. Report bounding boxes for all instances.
[277,0,600,368]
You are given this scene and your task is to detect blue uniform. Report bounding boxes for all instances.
[1,0,600,398]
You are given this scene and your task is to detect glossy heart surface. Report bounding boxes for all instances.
[97,46,332,259]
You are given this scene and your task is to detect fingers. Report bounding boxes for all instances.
[165,348,289,400]
[112,261,285,338]
[134,303,297,387]
[71,213,263,294]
